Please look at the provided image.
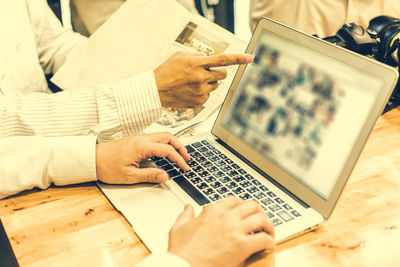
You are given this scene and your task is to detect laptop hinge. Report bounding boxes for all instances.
[216,138,309,208]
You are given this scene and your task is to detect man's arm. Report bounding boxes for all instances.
[0,72,161,142]
[0,132,190,199]
[0,136,97,199]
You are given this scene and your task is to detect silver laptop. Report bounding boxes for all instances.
[99,18,398,252]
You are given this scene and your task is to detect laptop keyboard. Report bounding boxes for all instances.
[151,139,302,227]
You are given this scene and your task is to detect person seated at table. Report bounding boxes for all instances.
[249,0,400,37]
[0,0,252,198]
[0,1,275,265]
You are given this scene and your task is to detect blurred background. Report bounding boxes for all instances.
[46,0,252,41]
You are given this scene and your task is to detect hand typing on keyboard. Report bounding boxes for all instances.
[168,196,275,267]
[96,133,190,184]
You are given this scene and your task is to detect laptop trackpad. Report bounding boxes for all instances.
[117,184,185,252]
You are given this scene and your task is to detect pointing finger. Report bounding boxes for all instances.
[199,54,253,68]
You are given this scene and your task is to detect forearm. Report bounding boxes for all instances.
[0,136,96,199]
[0,72,162,141]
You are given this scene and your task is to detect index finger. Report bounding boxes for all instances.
[147,133,190,161]
[199,54,253,68]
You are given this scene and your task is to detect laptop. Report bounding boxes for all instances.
[99,18,398,252]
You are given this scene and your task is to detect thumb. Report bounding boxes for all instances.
[128,167,169,184]
[172,204,195,229]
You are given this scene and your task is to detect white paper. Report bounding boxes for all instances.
[52,0,247,135]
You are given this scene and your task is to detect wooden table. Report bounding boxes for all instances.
[2,108,400,267]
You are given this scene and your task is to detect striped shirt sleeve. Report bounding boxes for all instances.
[0,71,162,141]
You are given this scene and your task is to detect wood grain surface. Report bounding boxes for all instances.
[1,108,400,267]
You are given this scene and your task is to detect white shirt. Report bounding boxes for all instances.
[0,1,191,266]
[0,2,196,266]
[0,0,162,199]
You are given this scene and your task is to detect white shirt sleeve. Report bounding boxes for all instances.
[0,71,162,198]
[0,135,96,199]
[136,253,191,267]
[0,71,162,142]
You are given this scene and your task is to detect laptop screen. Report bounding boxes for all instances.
[218,28,383,200]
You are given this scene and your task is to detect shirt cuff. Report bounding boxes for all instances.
[136,252,191,267]
[113,71,162,136]
[51,136,97,185]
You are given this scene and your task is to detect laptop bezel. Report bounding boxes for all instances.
[211,18,398,218]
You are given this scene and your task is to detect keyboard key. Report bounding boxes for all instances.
[201,140,210,145]
[259,185,269,192]
[207,166,219,173]
[214,171,225,178]
[277,210,294,222]
[197,156,207,163]
[185,145,195,153]
[240,181,252,188]
[209,156,219,162]
[203,188,215,196]
[231,164,240,169]
[190,177,202,184]
[252,180,261,186]
[204,176,216,183]
[269,204,282,212]
[151,156,162,161]
[267,191,276,198]
[275,198,284,204]
[233,176,245,182]
[173,176,210,206]
[184,172,196,179]
[209,194,222,202]
[266,212,275,218]
[225,159,233,164]
[233,187,244,195]
[239,193,252,200]
[219,154,228,159]
[226,181,238,189]
[198,171,210,178]
[203,161,213,168]
[203,151,214,157]
[246,186,258,193]
[245,174,254,180]
[161,164,173,171]
[192,142,203,148]
[238,168,247,175]
[211,148,221,154]
[210,181,222,188]
[187,160,198,167]
[155,159,168,167]
[227,170,239,177]
[198,146,208,153]
[219,176,231,183]
[217,187,228,194]
[189,151,201,158]
[197,183,208,190]
[254,192,266,199]
[283,204,292,210]
[291,210,301,217]
[167,169,180,178]
[193,166,204,172]
[214,160,226,167]
[272,218,283,226]
[221,165,232,172]
[261,198,274,206]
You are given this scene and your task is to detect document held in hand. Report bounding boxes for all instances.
[52,0,247,135]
